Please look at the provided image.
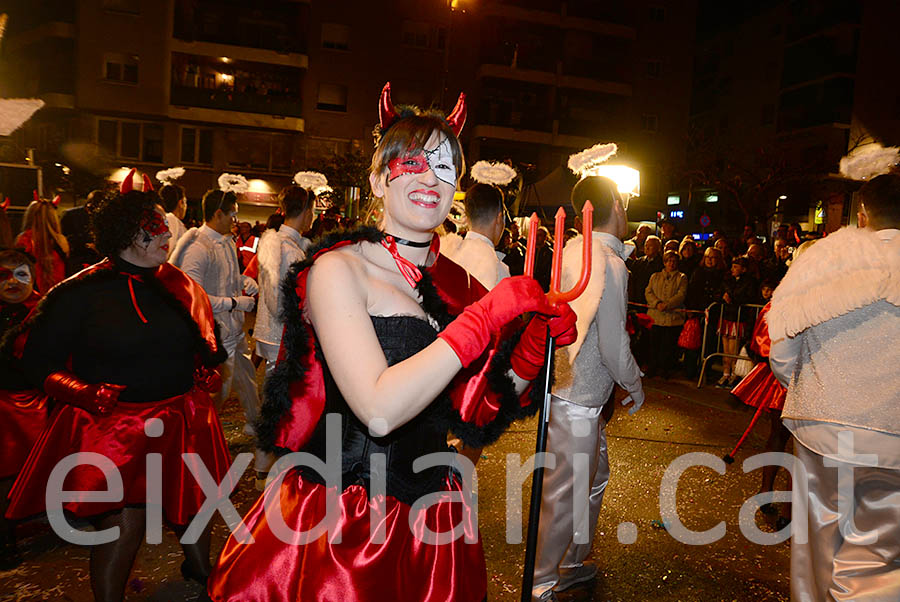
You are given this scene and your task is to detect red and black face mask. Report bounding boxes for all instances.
[387,136,457,186]
[138,210,169,245]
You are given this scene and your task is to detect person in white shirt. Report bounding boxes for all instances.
[255,185,313,374]
[159,183,187,259]
[443,183,510,290]
[533,176,645,602]
[169,188,260,436]
[769,173,900,602]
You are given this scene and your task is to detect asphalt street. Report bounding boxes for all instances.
[0,375,791,601]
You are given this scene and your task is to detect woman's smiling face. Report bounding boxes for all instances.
[371,130,457,240]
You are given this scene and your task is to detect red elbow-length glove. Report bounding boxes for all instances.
[510,303,578,381]
[438,276,557,368]
[44,371,125,416]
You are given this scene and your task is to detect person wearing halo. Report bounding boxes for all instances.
[207,83,578,601]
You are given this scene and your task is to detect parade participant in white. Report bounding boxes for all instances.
[769,172,900,602]
[157,167,188,258]
[532,175,645,601]
[254,182,313,373]
[442,181,510,290]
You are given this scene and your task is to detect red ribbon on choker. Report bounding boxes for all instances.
[381,236,423,289]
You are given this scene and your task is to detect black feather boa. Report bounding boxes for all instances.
[0,260,227,370]
[255,226,551,454]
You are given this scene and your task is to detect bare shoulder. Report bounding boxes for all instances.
[307,243,366,297]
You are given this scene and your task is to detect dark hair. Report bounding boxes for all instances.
[370,111,465,185]
[464,183,504,226]
[278,185,313,220]
[571,175,617,226]
[158,183,185,213]
[88,189,161,258]
[732,256,749,269]
[0,248,36,277]
[201,189,237,223]
[265,212,284,231]
[858,173,900,229]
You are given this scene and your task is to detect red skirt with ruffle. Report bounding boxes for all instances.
[5,387,232,525]
[0,389,50,480]
[731,362,786,411]
[208,469,486,602]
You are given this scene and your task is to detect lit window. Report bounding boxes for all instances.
[706,194,718,203]
[667,194,680,205]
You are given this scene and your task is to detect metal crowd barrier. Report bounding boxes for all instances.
[696,302,764,388]
[625,301,765,388]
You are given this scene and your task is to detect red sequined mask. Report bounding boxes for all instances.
[140,211,169,237]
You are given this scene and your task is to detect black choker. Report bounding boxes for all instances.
[385,234,432,248]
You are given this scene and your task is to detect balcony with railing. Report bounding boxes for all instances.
[173,0,307,54]
[781,32,858,89]
[170,53,302,118]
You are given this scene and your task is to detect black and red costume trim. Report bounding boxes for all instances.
[255,226,548,457]
[2,259,231,524]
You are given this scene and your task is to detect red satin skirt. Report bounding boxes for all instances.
[5,387,231,525]
[208,469,486,602]
[732,362,786,411]
[0,389,50,480]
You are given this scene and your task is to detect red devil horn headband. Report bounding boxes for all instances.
[378,82,467,137]
[1,197,9,211]
[51,195,60,207]
[120,168,137,193]
[142,174,154,192]
[378,82,398,132]
[446,92,467,136]
[33,190,39,203]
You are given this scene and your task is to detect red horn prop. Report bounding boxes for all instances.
[51,195,60,207]
[33,190,40,203]
[142,174,154,192]
[120,168,137,194]
[1,197,9,211]
[446,92,467,137]
[378,82,399,131]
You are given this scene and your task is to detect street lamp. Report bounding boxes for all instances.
[588,164,641,204]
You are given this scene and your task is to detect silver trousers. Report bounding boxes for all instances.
[532,396,610,600]
[214,333,260,424]
[792,439,900,601]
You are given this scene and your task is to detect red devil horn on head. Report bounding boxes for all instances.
[120,168,137,194]
[379,82,399,131]
[33,190,40,203]
[51,195,60,207]
[1,197,9,211]
[446,92,467,137]
[142,174,154,192]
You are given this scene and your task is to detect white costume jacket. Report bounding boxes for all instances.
[169,224,256,354]
[165,213,187,260]
[769,226,900,464]
[441,231,509,290]
[254,225,310,361]
[553,232,643,406]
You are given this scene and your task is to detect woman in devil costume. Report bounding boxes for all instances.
[0,248,45,568]
[3,171,231,602]
[207,83,577,602]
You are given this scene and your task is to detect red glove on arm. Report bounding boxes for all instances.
[438,276,555,368]
[44,371,125,416]
[510,302,577,381]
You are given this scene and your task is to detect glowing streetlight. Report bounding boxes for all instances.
[588,164,641,199]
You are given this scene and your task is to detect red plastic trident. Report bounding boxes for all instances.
[520,201,592,602]
[523,202,593,304]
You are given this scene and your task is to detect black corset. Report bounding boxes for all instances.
[298,316,454,505]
